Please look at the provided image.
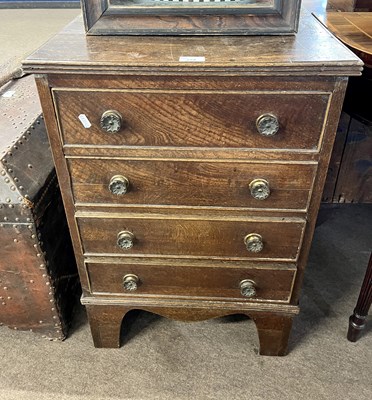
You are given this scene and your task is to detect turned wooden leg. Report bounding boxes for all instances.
[347,254,372,342]
[250,312,294,356]
[85,305,131,348]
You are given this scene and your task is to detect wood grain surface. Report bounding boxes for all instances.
[320,12,372,66]
[77,214,305,260]
[68,158,317,210]
[54,89,329,150]
[86,260,296,302]
[22,13,363,76]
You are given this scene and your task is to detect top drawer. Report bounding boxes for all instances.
[53,89,330,151]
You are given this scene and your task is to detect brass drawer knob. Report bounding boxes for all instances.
[117,231,135,250]
[249,179,270,200]
[109,175,130,195]
[100,110,122,133]
[123,274,139,291]
[240,279,257,298]
[256,114,279,136]
[244,233,264,253]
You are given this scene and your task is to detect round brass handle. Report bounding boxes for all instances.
[117,231,135,250]
[256,114,279,136]
[109,175,130,195]
[100,110,122,133]
[249,179,270,200]
[244,233,264,253]
[123,274,139,291]
[240,279,257,298]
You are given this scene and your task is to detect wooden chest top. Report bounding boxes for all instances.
[23,13,362,76]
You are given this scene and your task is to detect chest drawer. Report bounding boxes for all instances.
[54,90,329,151]
[86,261,296,303]
[69,158,316,210]
[77,215,305,261]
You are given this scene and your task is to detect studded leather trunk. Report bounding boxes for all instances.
[0,76,79,340]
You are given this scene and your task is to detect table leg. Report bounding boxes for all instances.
[347,253,372,342]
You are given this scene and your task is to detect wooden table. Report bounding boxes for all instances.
[321,12,372,67]
[321,12,372,340]
[317,12,372,204]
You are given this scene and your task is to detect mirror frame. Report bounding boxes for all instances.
[81,0,302,35]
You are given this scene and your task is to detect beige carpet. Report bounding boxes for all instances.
[0,205,371,400]
[0,9,80,84]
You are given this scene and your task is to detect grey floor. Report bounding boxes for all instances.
[0,204,371,400]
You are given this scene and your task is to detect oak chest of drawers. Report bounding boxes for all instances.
[23,14,362,355]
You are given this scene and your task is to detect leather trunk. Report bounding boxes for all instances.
[0,75,79,340]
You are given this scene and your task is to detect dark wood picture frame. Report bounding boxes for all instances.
[81,0,302,35]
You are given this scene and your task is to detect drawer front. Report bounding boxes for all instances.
[69,159,316,210]
[54,90,329,151]
[86,261,296,302]
[77,216,305,261]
